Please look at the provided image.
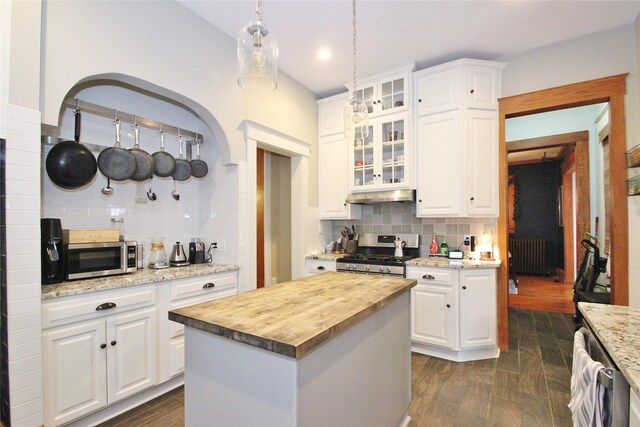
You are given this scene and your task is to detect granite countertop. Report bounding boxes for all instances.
[305,253,343,261]
[41,263,239,300]
[579,302,640,395]
[169,272,416,359]
[406,257,501,269]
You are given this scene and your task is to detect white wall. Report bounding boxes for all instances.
[498,23,640,307]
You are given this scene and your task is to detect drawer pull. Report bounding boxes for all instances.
[422,274,435,280]
[317,266,326,271]
[95,302,117,311]
[110,340,117,346]
[100,343,107,349]
[446,304,451,308]
[462,286,467,290]
[203,282,216,289]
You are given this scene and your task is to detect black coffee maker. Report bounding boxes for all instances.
[41,218,64,284]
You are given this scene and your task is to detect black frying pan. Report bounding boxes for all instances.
[190,136,208,178]
[172,135,192,181]
[45,109,97,189]
[152,131,176,178]
[97,118,137,181]
[129,123,155,181]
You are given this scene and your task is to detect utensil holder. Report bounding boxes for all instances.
[346,240,358,254]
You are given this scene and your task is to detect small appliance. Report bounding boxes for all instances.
[169,242,189,266]
[189,238,206,264]
[393,237,406,257]
[41,218,64,284]
[62,241,138,280]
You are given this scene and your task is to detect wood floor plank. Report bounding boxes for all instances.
[547,389,573,427]
[520,392,553,427]
[488,396,521,427]
[493,369,520,402]
[496,348,519,373]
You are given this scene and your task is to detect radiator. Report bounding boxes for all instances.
[509,238,546,276]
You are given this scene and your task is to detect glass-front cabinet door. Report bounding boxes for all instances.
[351,112,410,191]
[350,70,410,117]
[379,77,405,112]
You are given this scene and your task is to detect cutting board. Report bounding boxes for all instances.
[63,228,120,244]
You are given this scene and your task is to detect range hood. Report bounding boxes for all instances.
[345,189,416,204]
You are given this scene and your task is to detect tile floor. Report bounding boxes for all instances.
[99,308,575,427]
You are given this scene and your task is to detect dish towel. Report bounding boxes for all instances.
[569,330,606,427]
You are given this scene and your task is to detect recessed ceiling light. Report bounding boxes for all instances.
[318,48,331,61]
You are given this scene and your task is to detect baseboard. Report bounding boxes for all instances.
[68,376,183,427]
[411,342,499,362]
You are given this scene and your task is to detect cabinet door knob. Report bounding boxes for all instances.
[96,302,117,311]
[418,199,422,203]
[203,282,216,289]
[470,197,475,201]
[462,285,467,290]
[470,89,475,94]
[100,343,107,349]
[418,98,422,103]
[446,304,451,308]
[422,274,435,280]
[110,340,117,346]
[344,203,347,206]
[317,266,326,271]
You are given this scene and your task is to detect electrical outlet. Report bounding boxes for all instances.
[212,240,225,252]
[463,235,471,246]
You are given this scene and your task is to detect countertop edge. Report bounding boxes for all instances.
[171,278,417,359]
[579,302,640,395]
[405,258,501,268]
[41,264,240,300]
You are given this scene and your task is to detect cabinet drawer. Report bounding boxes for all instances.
[168,286,238,339]
[306,260,336,275]
[406,267,453,285]
[42,285,156,329]
[170,272,237,302]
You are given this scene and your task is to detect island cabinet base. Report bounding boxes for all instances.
[411,341,499,362]
[183,292,412,427]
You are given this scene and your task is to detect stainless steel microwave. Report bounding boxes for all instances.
[63,241,138,280]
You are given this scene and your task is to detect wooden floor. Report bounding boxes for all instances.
[509,275,574,314]
[99,308,575,427]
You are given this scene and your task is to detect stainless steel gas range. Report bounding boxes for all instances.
[336,234,420,278]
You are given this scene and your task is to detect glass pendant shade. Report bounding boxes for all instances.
[237,18,278,92]
[344,95,369,141]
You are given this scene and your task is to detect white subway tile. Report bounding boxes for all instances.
[5,148,39,167]
[5,195,40,212]
[8,340,41,362]
[7,311,41,332]
[7,283,41,301]
[6,297,40,317]
[6,240,39,256]
[8,354,42,377]
[9,396,43,423]
[11,412,44,427]
[7,104,41,123]
[5,165,40,182]
[6,224,40,241]
[7,254,40,271]
[5,180,39,197]
[9,367,42,392]
[10,383,42,407]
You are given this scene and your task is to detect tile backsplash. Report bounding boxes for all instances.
[323,203,496,257]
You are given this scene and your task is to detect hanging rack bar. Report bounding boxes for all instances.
[63,98,203,144]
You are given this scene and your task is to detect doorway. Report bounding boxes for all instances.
[497,74,629,351]
[257,148,292,288]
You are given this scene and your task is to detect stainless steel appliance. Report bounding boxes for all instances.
[189,238,206,264]
[336,234,419,277]
[62,241,138,280]
[169,241,189,266]
[575,324,629,426]
[41,218,64,284]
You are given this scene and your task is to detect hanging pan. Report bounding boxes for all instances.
[45,108,97,189]
[172,133,192,182]
[97,114,137,181]
[129,118,155,181]
[152,128,176,177]
[190,135,208,178]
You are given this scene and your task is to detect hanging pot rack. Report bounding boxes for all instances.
[58,98,203,144]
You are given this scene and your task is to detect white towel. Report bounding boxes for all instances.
[569,330,606,427]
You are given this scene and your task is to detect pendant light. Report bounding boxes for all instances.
[237,0,278,92]
[344,0,368,141]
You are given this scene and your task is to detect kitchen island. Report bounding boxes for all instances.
[169,272,416,427]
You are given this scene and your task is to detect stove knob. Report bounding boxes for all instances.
[364,265,370,271]
[378,266,385,272]
[348,264,355,270]
[384,267,391,273]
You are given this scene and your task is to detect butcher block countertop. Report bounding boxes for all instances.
[169,272,416,359]
[579,302,640,395]
[41,263,239,300]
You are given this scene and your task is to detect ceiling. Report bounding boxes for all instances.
[178,0,640,97]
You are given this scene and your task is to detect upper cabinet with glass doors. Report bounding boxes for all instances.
[346,64,416,191]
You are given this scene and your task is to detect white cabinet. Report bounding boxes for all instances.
[410,269,456,349]
[319,133,360,219]
[631,388,640,427]
[407,265,498,362]
[305,258,337,276]
[349,67,413,118]
[164,272,238,379]
[318,93,361,220]
[349,112,411,191]
[414,59,505,217]
[459,269,497,349]
[42,285,157,427]
[416,111,462,216]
